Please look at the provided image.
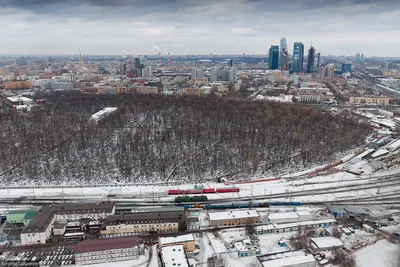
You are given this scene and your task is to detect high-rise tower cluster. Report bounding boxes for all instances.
[268,38,320,74]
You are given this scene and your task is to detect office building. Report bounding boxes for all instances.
[292,42,304,73]
[120,62,126,75]
[280,38,289,70]
[268,45,279,70]
[306,46,315,73]
[316,52,321,69]
[341,63,352,73]
[134,58,141,69]
[228,59,234,67]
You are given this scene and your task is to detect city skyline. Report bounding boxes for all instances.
[1,0,400,56]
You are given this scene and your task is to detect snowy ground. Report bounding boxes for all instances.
[355,239,399,267]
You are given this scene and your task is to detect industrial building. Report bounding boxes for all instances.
[255,219,336,235]
[256,251,316,267]
[268,211,313,224]
[160,245,190,267]
[207,210,260,227]
[159,234,195,252]
[310,237,344,251]
[75,237,141,265]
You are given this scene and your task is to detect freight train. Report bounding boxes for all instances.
[182,201,301,209]
[168,187,239,195]
[175,195,208,203]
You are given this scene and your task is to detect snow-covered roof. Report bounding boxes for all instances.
[273,219,336,230]
[310,237,343,249]
[90,107,118,122]
[371,149,389,158]
[234,239,259,252]
[7,96,34,104]
[161,245,189,267]
[208,210,260,221]
[268,212,299,220]
[296,210,312,217]
[258,251,316,267]
[159,234,194,246]
[356,149,375,159]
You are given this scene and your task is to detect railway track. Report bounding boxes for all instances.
[0,176,399,207]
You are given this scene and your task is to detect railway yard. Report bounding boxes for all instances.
[1,109,400,267]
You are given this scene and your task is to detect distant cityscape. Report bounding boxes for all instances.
[1,36,400,267]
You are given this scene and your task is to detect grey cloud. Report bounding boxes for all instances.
[0,0,399,56]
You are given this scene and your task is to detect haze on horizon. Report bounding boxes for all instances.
[1,0,400,57]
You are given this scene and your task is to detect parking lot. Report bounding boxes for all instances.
[0,246,75,267]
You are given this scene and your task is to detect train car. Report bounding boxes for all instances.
[216,187,240,193]
[168,189,180,195]
[175,195,208,203]
[203,188,216,194]
[202,201,302,210]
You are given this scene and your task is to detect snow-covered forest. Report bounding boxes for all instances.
[0,92,371,185]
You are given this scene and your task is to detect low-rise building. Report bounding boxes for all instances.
[3,96,34,110]
[268,211,313,224]
[255,219,336,235]
[101,211,184,238]
[160,245,189,267]
[310,237,344,251]
[21,202,115,245]
[349,96,390,105]
[183,87,210,96]
[53,223,66,236]
[256,251,316,267]
[136,86,160,94]
[207,210,260,227]
[159,234,195,252]
[75,237,141,265]
[234,239,261,257]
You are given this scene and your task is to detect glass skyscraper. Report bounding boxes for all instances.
[269,45,280,70]
[306,46,315,73]
[292,42,304,73]
[280,38,288,70]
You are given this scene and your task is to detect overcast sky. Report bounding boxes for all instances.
[1,0,399,56]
